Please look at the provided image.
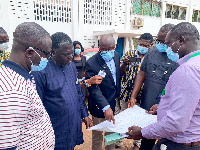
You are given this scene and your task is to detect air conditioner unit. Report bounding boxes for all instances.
[133,17,144,27]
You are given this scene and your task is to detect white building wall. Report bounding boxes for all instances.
[1,0,200,51]
[130,15,161,37]
[0,0,74,52]
[80,0,127,49]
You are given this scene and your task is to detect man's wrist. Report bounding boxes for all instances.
[128,97,136,102]
[85,79,91,87]
[102,105,110,112]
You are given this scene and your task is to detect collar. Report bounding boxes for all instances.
[177,50,200,66]
[49,58,67,69]
[3,60,31,80]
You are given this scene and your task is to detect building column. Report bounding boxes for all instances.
[160,1,167,27]
[125,0,131,30]
[124,37,129,53]
[72,0,79,41]
[113,34,119,46]
[78,0,85,46]
[129,37,134,51]
[186,0,193,23]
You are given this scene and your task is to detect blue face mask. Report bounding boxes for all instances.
[137,45,148,54]
[156,43,168,52]
[75,49,81,55]
[101,50,115,61]
[30,51,48,71]
[166,47,179,62]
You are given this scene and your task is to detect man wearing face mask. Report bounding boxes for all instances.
[32,32,93,150]
[127,22,200,150]
[117,33,153,149]
[128,24,178,150]
[85,35,121,150]
[120,33,153,112]
[0,27,10,66]
[0,22,55,149]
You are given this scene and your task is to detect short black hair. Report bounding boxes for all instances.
[139,33,153,44]
[169,22,199,42]
[73,41,84,52]
[160,23,175,33]
[51,32,72,51]
[0,27,7,34]
[13,22,50,48]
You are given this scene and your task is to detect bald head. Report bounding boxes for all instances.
[99,35,115,51]
[159,23,174,33]
[13,22,50,51]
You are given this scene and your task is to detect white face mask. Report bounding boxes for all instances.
[0,42,9,51]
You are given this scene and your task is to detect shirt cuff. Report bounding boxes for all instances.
[102,105,110,112]
[81,108,89,119]
[141,126,151,139]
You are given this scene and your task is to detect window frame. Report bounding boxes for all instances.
[165,4,187,21]
[132,0,161,17]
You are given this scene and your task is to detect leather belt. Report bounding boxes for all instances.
[182,141,200,146]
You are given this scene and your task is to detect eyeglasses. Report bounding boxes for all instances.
[25,47,52,59]
[155,39,166,45]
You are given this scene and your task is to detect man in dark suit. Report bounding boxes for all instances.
[85,35,121,150]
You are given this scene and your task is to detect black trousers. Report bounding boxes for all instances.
[139,138,156,150]
[153,138,200,150]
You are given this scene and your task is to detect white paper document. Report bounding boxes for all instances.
[89,105,157,133]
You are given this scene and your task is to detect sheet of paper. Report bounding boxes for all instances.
[89,105,157,133]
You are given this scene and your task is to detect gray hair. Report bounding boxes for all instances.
[169,22,199,43]
[51,32,72,51]
[13,22,50,48]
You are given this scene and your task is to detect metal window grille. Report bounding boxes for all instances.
[132,0,161,17]
[165,4,186,20]
[192,10,200,22]
[83,0,112,25]
[34,0,72,23]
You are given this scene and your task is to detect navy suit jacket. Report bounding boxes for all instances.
[85,52,121,118]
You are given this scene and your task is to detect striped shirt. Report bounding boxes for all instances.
[120,50,144,102]
[0,60,55,149]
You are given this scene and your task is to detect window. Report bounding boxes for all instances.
[132,0,161,17]
[33,0,72,23]
[165,4,186,20]
[83,0,112,25]
[192,10,200,22]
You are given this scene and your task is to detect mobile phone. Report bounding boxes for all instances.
[128,56,141,62]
